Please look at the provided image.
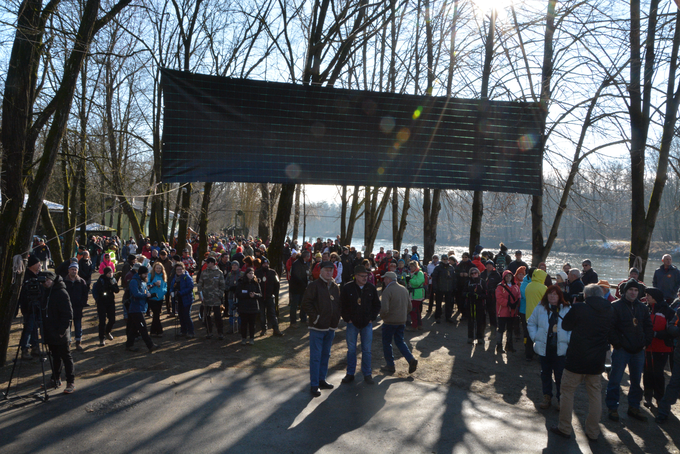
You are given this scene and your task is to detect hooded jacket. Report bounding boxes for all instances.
[43,276,73,345]
[525,269,548,319]
[496,270,521,318]
[128,273,151,314]
[562,296,615,374]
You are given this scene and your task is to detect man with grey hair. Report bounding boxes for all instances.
[550,284,615,442]
[652,254,680,303]
[565,269,584,304]
[379,272,418,374]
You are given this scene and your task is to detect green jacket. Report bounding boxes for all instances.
[407,270,425,301]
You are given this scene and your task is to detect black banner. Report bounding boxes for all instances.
[161,69,543,195]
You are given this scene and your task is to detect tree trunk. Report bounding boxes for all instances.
[345,186,361,246]
[177,183,192,253]
[268,183,295,275]
[423,189,441,266]
[340,185,348,244]
[197,182,213,268]
[170,185,183,246]
[41,204,64,267]
[392,188,410,252]
[364,187,390,256]
[258,182,270,240]
[292,184,301,243]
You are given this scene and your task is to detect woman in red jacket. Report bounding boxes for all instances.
[496,270,521,354]
[643,287,675,408]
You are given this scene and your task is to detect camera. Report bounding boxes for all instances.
[574,292,586,302]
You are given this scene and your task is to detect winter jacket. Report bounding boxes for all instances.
[407,269,426,301]
[255,267,280,302]
[496,271,521,318]
[647,300,675,353]
[340,281,381,328]
[652,264,680,301]
[128,273,151,314]
[581,268,599,285]
[519,275,530,314]
[170,271,195,308]
[43,277,72,345]
[562,296,615,375]
[225,270,243,300]
[464,278,486,307]
[77,258,94,286]
[610,297,653,354]
[92,275,119,306]
[525,269,548,319]
[302,277,341,331]
[198,267,225,306]
[99,258,116,275]
[528,304,572,357]
[482,268,502,302]
[64,275,89,310]
[235,278,262,314]
[290,257,310,295]
[431,262,457,293]
[565,278,584,303]
[148,273,167,302]
[380,281,412,325]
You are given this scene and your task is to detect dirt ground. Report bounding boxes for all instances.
[2,277,679,453]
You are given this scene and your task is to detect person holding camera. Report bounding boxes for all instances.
[125,266,157,353]
[528,285,571,410]
[19,255,43,360]
[92,266,119,345]
[550,284,614,441]
[41,271,75,393]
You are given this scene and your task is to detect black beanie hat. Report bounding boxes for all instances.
[621,278,640,295]
[27,255,40,267]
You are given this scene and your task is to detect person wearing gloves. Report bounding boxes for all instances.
[528,285,572,410]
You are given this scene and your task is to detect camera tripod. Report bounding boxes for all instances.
[3,304,53,402]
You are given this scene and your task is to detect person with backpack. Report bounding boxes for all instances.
[92,267,120,346]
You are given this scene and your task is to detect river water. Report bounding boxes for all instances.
[298,236,635,283]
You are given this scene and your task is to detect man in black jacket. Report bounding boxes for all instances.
[289,251,311,325]
[340,265,381,385]
[565,269,584,304]
[551,284,614,441]
[41,272,75,394]
[605,278,653,422]
[256,258,282,337]
[430,255,457,323]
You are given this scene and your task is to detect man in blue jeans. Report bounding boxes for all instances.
[340,265,381,385]
[302,261,341,397]
[380,272,418,374]
[606,278,653,422]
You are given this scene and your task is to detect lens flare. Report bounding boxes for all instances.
[380,116,396,133]
[518,134,538,151]
[285,163,302,179]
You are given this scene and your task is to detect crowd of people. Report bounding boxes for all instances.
[16,234,680,436]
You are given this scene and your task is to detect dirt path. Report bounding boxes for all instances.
[2,278,678,453]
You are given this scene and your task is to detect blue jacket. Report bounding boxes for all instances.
[148,274,167,301]
[128,274,150,314]
[170,271,194,307]
[519,275,530,314]
[652,265,680,301]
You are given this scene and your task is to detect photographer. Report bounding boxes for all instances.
[19,255,43,360]
[41,271,75,394]
[92,266,119,345]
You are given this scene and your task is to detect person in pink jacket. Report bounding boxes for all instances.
[99,253,116,275]
[495,270,521,354]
